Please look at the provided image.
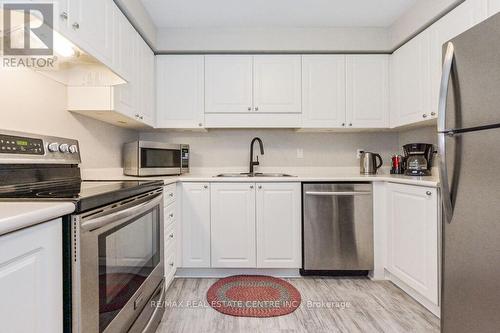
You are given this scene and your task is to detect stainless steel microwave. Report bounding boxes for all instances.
[123,141,189,176]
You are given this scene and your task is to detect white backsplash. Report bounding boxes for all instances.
[140,129,400,169]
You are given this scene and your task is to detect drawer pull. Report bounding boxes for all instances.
[169,213,174,218]
[169,233,174,239]
[169,262,174,267]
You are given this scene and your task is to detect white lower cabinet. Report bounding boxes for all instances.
[210,183,257,268]
[256,183,301,268]
[181,183,211,267]
[386,183,439,306]
[0,219,63,333]
[179,182,301,269]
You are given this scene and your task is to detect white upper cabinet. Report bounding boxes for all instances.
[428,0,488,117]
[69,0,113,65]
[157,56,205,128]
[253,55,302,113]
[386,184,439,306]
[346,55,389,128]
[205,55,253,113]
[181,183,211,268]
[301,55,346,128]
[139,38,155,126]
[390,30,431,127]
[488,0,500,15]
[256,183,301,268]
[210,183,256,268]
[112,6,135,82]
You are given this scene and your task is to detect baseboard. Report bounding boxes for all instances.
[175,268,301,278]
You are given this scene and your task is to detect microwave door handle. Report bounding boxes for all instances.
[438,42,455,223]
[81,194,162,231]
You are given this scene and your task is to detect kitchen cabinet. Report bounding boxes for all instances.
[390,31,431,127]
[301,55,346,128]
[346,55,389,128]
[138,37,155,126]
[204,55,301,124]
[386,183,439,306]
[156,55,205,128]
[181,183,211,268]
[0,219,63,333]
[253,55,302,113]
[205,55,254,114]
[164,183,178,287]
[210,183,256,268]
[112,5,135,82]
[428,0,487,118]
[256,183,301,268]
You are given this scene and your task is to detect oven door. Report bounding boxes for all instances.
[72,191,164,333]
[138,143,181,176]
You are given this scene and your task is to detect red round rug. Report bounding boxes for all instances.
[206,275,301,317]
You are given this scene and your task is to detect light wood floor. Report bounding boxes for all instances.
[156,277,440,333]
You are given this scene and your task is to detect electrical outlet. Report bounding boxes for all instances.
[296,148,304,159]
[357,149,365,159]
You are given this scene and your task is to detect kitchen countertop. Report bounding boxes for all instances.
[82,167,440,188]
[0,202,75,236]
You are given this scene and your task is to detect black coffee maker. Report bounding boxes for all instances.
[403,143,435,176]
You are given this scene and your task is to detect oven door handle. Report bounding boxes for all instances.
[141,282,166,333]
[81,194,162,231]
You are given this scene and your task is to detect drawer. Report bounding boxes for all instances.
[165,244,176,281]
[164,183,176,206]
[164,222,175,250]
[164,202,176,227]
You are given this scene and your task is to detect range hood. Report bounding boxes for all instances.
[0,8,125,86]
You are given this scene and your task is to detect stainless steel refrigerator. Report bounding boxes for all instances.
[438,13,500,333]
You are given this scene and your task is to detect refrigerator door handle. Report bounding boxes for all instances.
[439,133,454,223]
[438,42,455,134]
[438,42,456,223]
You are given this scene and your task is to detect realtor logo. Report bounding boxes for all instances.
[2,3,54,56]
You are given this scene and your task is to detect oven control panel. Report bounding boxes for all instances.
[0,134,45,155]
[0,130,81,164]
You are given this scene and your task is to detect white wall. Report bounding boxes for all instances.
[0,69,137,169]
[389,0,463,48]
[114,0,157,47]
[398,125,438,148]
[153,0,463,52]
[140,129,399,169]
[156,27,390,52]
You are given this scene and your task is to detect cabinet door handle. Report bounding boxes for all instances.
[423,114,428,118]
[250,185,254,189]
[254,107,259,111]
[341,123,345,127]
[426,191,432,196]
[169,233,174,238]
[198,123,203,127]
[169,213,174,218]
[431,112,436,116]
[60,12,68,20]
[168,192,174,197]
[169,262,174,267]
[349,123,353,127]
[247,107,252,111]
[258,185,262,189]
[72,22,80,30]
[203,185,208,189]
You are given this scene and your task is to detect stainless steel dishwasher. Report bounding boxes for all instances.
[301,183,373,275]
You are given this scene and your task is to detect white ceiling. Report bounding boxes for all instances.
[140,0,417,29]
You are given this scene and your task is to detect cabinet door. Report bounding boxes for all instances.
[181,183,211,267]
[211,183,256,268]
[301,55,346,128]
[0,219,62,333]
[429,0,487,118]
[253,55,302,113]
[69,0,113,65]
[346,55,389,128]
[112,6,134,82]
[390,31,431,127]
[139,39,155,126]
[387,184,439,304]
[157,55,205,128]
[113,29,138,119]
[256,183,301,268]
[205,55,253,113]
